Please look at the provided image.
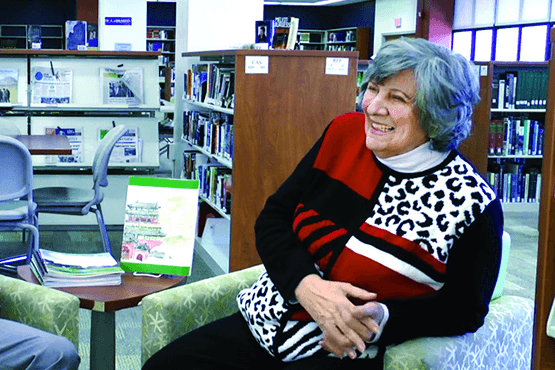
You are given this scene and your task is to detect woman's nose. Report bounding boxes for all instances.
[366,94,388,115]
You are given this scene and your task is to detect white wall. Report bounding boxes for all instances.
[177,0,264,52]
[374,0,417,54]
[171,0,264,176]
[98,0,147,51]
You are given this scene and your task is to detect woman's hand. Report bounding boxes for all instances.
[294,274,380,359]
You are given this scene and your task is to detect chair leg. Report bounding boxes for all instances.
[93,204,112,255]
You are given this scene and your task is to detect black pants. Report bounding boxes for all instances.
[142,312,384,370]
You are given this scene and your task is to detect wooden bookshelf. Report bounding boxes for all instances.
[178,49,358,273]
[459,61,548,213]
[532,26,555,370]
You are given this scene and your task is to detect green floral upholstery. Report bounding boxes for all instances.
[141,262,533,369]
[0,274,80,348]
[141,264,265,364]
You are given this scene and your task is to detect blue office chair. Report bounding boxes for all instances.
[33,125,127,256]
[0,135,39,274]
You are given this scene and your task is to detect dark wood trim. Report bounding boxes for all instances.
[532,26,555,370]
[415,0,455,49]
[0,50,160,58]
[458,62,491,176]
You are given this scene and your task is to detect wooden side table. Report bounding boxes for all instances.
[18,265,186,370]
[15,135,72,155]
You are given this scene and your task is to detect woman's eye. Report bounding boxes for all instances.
[392,95,406,103]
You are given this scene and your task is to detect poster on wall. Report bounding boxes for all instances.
[31,67,73,104]
[100,68,143,106]
[120,177,199,276]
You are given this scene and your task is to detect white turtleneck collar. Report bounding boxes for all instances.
[374,141,450,173]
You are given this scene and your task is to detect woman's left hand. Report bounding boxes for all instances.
[294,274,380,359]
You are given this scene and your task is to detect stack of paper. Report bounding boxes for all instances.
[30,249,124,288]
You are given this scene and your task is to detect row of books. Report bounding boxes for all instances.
[198,163,232,214]
[491,70,548,110]
[147,29,172,40]
[183,110,234,160]
[327,44,358,52]
[328,30,357,43]
[255,17,300,50]
[185,63,235,109]
[488,117,544,156]
[487,160,542,203]
[183,151,208,180]
[30,249,124,288]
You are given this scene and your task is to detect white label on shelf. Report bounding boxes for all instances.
[480,65,488,77]
[245,56,269,74]
[31,43,41,50]
[77,45,87,51]
[325,57,349,76]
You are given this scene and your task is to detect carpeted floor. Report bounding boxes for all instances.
[0,210,540,370]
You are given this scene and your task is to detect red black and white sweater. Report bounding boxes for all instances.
[237,112,503,362]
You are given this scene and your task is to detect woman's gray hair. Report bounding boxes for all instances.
[357,37,480,152]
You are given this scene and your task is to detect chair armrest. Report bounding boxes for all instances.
[0,274,80,348]
[141,264,265,364]
[384,295,534,370]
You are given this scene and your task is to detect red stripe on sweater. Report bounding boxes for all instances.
[313,113,382,199]
[360,223,447,274]
[290,247,437,322]
[292,209,319,233]
[298,220,335,241]
[330,248,438,301]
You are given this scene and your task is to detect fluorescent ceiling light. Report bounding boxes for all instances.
[265,0,346,5]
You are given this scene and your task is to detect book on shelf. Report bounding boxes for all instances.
[87,23,98,49]
[45,127,84,164]
[489,117,545,156]
[487,159,542,203]
[120,177,200,276]
[255,20,272,48]
[65,20,87,51]
[271,17,299,50]
[184,110,234,160]
[0,68,18,104]
[27,25,42,49]
[31,67,73,104]
[197,163,232,214]
[183,151,209,180]
[492,69,548,110]
[100,67,144,105]
[30,249,124,288]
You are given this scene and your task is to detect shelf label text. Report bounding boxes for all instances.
[325,57,349,76]
[245,56,269,74]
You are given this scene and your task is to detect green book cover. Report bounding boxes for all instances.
[120,177,200,276]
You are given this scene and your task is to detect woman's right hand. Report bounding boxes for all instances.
[294,274,380,359]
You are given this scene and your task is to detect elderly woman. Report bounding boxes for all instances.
[143,37,503,370]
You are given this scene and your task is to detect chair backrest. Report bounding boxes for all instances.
[92,125,127,189]
[0,135,34,210]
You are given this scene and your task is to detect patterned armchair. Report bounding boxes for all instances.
[141,233,534,369]
[0,274,80,348]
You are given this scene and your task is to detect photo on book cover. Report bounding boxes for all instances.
[0,69,18,103]
[100,68,144,105]
[120,177,200,276]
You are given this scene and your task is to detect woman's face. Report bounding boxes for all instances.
[361,69,429,158]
